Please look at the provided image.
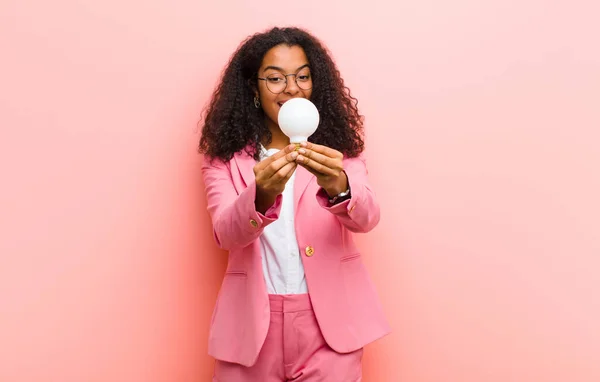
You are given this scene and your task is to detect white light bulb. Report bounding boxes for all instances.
[277,98,320,144]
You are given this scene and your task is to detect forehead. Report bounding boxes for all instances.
[260,44,309,72]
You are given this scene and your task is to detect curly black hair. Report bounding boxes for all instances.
[198,26,365,162]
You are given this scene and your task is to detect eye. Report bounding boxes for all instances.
[297,74,311,81]
[267,75,285,83]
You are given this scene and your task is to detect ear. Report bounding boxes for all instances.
[247,78,259,98]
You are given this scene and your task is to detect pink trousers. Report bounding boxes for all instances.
[213,294,363,382]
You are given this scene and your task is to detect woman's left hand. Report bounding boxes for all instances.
[295,142,349,197]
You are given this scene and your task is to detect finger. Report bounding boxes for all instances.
[297,148,340,172]
[261,156,289,179]
[296,153,337,176]
[300,141,342,159]
[259,148,298,178]
[257,144,295,170]
[256,144,296,171]
[279,161,297,182]
[298,162,321,177]
[268,161,296,187]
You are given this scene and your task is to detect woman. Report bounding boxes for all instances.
[199,26,390,382]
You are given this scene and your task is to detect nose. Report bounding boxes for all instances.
[284,74,300,95]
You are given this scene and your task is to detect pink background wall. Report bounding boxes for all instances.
[1,0,599,381]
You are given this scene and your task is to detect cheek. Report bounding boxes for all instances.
[259,91,276,104]
[261,103,278,121]
[258,93,278,119]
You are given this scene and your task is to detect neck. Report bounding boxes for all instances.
[263,119,290,150]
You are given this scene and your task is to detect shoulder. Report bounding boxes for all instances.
[201,145,256,170]
[342,151,368,167]
[201,155,230,170]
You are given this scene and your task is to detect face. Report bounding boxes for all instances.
[256,44,313,131]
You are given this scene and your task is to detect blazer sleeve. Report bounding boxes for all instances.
[315,154,381,233]
[201,156,282,250]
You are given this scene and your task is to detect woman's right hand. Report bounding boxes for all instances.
[253,144,298,214]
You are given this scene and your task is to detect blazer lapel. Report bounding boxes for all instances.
[232,149,256,189]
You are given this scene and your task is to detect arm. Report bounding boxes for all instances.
[315,155,381,233]
[201,157,282,250]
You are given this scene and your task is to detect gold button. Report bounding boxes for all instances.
[305,246,315,257]
[249,219,258,228]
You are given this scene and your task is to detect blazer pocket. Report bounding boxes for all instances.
[340,253,361,263]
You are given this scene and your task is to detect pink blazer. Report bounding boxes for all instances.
[201,148,391,367]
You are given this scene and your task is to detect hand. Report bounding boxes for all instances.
[294,142,348,197]
[253,144,298,213]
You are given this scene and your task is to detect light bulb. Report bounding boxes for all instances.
[277,98,319,148]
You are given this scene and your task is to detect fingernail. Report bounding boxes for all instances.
[300,142,308,147]
[291,152,298,159]
[298,149,306,154]
[297,155,304,161]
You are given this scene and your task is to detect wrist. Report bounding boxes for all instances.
[327,187,351,204]
[324,186,344,198]
[255,187,277,214]
[324,171,349,197]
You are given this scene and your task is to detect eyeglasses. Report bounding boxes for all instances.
[257,70,313,94]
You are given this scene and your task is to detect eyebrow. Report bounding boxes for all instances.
[262,64,310,73]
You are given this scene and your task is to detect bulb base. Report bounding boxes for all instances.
[289,136,307,150]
